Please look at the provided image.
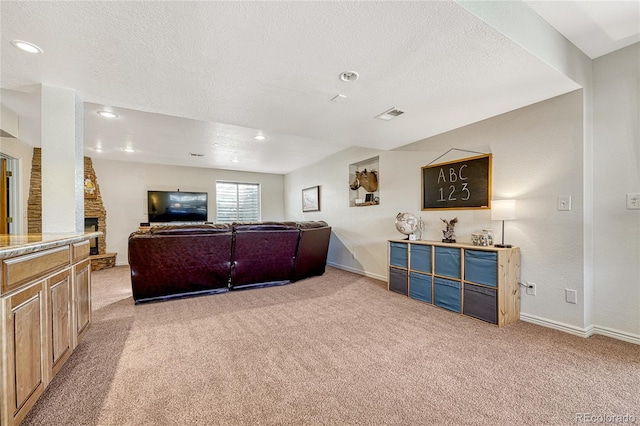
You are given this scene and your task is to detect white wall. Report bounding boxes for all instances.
[285,90,586,328]
[592,43,640,337]
[92,159,284,266]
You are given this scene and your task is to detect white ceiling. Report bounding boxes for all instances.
[1,1,638,174]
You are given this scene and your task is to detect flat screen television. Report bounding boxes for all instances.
[147,190,208,223]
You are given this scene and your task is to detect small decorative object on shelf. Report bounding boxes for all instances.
[482,229,494,246]
[441,217,458,243]
[395,212,418,240]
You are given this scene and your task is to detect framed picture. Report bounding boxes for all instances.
[84,172,97,199]
[302,185,320,212]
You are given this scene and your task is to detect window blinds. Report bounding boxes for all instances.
[216,182,260,223]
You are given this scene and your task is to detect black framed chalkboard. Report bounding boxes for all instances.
[422,154,492,210]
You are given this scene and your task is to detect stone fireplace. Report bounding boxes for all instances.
[28,148,116,270]
[84,218,99,255]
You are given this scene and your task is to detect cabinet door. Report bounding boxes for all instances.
[73,259,91,348]
[1,282,46,426]
[49,269,72,376]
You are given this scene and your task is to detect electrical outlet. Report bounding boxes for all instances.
[558,196,572,211]
[565,289,577,304]
[627,193,640,210]
[526,282,536,296]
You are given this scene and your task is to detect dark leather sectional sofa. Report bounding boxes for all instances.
[128,221,331,303]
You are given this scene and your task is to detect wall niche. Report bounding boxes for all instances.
[349,156,380,207]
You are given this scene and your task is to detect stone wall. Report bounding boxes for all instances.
[28,148,110,268]
[27,148,41,234]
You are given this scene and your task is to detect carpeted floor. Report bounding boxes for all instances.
[22,266,639,425]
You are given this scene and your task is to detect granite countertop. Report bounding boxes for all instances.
[0,232,102,259]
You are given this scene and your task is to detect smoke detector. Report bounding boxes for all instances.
[375,107,406,121]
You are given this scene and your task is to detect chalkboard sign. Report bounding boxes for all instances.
[422,154,492,210]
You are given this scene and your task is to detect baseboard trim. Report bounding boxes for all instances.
[326,261,386,282]
[520,313,640,345]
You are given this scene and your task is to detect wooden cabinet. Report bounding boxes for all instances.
[0,237,93,426]
[388,240,520,327]
[1,281,47,425]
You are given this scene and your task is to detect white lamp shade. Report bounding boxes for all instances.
[491,199,517,221]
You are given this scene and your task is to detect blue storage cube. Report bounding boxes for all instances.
[434,277,461,313]
[390,242,408,268]
[434,247,461,278]
[410,272,432,304]
[464,250,498,287]
[389,267,408,295]
[410,244,432,273]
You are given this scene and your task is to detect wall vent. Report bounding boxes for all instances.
[189,153,204,157]
[375,107,406,121]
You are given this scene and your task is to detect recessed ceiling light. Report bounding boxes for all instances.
[95,147,103,153]
[231,158,240,163]
[97,110,118,119]
[339,71,359,82]
[123,147,135,153]
[12,40,42,54]
[254,135,266,141]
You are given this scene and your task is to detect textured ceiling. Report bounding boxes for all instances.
[1,1,633,174]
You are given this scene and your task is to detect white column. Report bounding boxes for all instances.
[41,85,84,234]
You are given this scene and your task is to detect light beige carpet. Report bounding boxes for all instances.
[22,266,639,425]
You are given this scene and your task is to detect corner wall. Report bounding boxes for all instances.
[592,43,640,338]
[92,159,285,266]
[285,90,586,328]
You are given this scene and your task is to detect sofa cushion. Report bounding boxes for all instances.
[150,224,232,235]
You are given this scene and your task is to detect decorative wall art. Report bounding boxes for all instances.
[422,153,492,210]
[349,156,380,207]
[84,172,97,199]
[302,185,320,212]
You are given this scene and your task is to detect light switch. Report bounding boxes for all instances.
[627,193,640,210]
[558,196,571,211]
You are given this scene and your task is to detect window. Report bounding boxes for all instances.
[216,181,260,223]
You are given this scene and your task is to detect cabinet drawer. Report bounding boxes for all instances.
[434,247,461,279]
[3,246,70,294]
[463,284,498,324]
[389,242,408,268]
[410,244,432,273]
[464,250,498,287]
[389,267,408,296]
[410,272,432,304]
[72,240,90,263]
[434,277,461,313]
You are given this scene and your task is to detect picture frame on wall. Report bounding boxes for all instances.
[302,185,320,212]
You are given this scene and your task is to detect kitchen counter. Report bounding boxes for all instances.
[0,232,101,259]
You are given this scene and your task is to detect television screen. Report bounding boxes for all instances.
[147,191,208,223]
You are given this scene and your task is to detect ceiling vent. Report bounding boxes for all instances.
[375,107,406,121]
[189,153,204,157]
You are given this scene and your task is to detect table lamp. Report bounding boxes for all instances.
[491,199,516,248]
